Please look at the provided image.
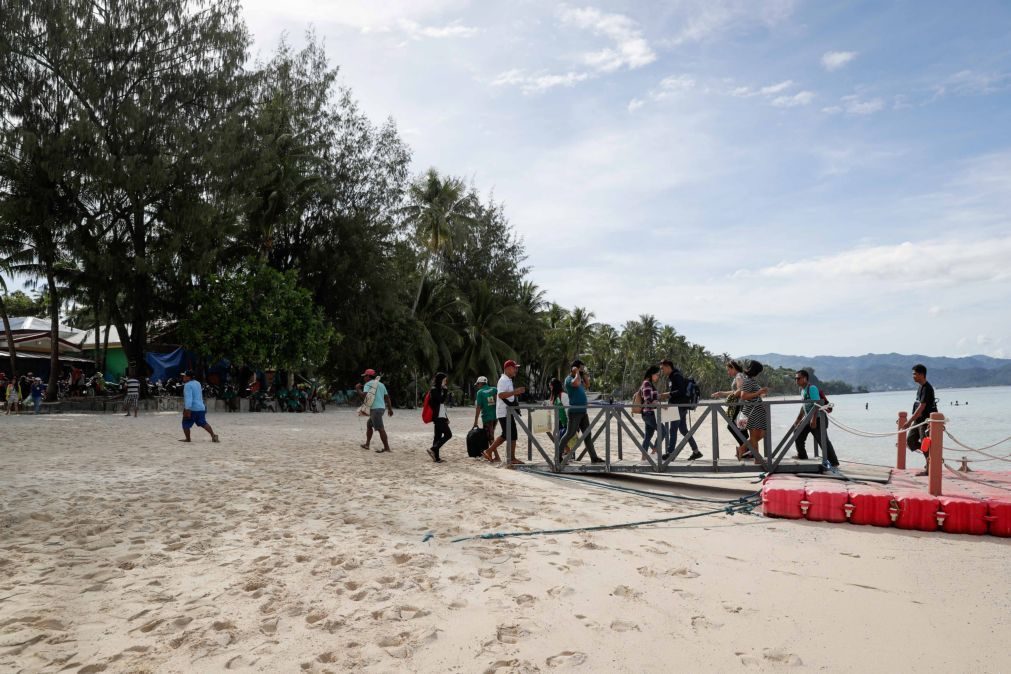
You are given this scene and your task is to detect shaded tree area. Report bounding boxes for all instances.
[0,0,742,404]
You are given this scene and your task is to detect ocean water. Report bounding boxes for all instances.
[763,386,1011,467]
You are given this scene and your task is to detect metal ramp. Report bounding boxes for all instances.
[504,399,830,475]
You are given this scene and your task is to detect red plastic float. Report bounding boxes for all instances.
[886,490,939,531]
[846,483,895,527]
[985,500,1011,537]
[937,495,988,535]
[762,479,806,519]
[803,482,849,523]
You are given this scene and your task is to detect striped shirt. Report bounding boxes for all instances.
[126,378,140,396]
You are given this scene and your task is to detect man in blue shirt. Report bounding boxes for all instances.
[793,370,837,469]
[30,377,45,414]
[181,370,219,443]
[558,359,603,464]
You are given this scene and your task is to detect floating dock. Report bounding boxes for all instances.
[762,469,1011,537]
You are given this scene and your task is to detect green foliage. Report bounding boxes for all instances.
[178,263,333,371]
[0,291,46,317]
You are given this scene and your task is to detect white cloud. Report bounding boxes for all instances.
[660,0,797,46]
[759,80,794,95]
[243,0,475,40]
[400,20,478,39]
[821,50,857,71]
[558,5,656,72]
[933,69,1011,97]
[748,236,1011,285]
[491,69,590,94]
[627,97,645,112]
[771,90,814,107]
[832,95,884,115]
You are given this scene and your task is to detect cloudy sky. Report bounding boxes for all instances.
[254,2,1010,357]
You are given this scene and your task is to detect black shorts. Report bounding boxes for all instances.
[498,415,518,441]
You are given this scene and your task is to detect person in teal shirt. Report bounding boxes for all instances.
[359,368,392,453]
[559,359,603,463]
[472,376,498,445]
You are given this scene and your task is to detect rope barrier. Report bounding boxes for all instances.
[449,499,760,543]
[818,408,935,438]
[943,431,1011,462]
[942,462,1011,494]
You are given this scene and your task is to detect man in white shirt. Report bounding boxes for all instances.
[484,359,526,465]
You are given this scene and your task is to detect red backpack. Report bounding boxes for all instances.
[421,391,433,424]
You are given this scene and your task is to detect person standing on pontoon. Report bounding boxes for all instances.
[901,364,937,475]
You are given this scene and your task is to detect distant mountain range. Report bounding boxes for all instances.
[747,353,1011,392]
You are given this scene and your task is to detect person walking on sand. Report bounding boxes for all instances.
[558,359,604,464]
[485,360,526,465]
[31,378,45,414]
[358,368,393,453]
[660,359,702,461]
[427,372,452,463]
[736,361,769,462]
[638,365,664,465]
[5,378,19,415]
[181,370,219,443]
[123,370,141,418]
[901,364,937,475]
[792,370,840,472]
[472,375,498,448]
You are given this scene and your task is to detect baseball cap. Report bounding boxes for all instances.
[361,368,377,377]
[503,359,519,370]
[475,376,488,384]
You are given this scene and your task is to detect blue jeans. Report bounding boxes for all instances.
[33,396,42,414]
[642,411,667,452]
[666,407,700,456]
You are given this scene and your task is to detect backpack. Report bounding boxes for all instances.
[421,391,433,424]
[631,385,644,415]
[684,377,701,411]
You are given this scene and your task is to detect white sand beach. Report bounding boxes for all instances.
[2,408,1009,673]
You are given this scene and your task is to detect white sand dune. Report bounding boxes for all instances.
[1,407,1008,673]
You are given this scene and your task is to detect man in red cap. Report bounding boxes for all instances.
[358,368,393,452]
[485,359,526,465]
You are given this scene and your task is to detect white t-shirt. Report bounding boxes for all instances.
[496,374,515,419]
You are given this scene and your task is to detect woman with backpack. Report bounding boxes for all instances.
[426,372,452,463]
[736,361,770,462]
[638,365,664,464]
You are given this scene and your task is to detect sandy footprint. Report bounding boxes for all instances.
[545,651,587,668]
[610,620,639,632]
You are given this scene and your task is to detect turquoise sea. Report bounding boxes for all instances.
[763,385,1011,467]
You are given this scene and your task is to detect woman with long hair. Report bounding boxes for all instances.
[736,361,770,461]
[639,365,664,464]
[427,372,452,463]
[712,360,748,448]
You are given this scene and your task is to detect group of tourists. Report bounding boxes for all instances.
[1,372,46,414]
[353,356,853,470]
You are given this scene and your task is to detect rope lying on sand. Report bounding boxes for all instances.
[517,468,761,505]
[449,499,760,543]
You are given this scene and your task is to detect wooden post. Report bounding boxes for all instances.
[896,411,908,469]
[929,412,944,496]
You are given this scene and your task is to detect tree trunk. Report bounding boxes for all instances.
[93,298,101,371]
[101,313,110,372]
[128,205,149,373]
[45,265,60,402]
[410,253,433,317]
[0,295,18,381]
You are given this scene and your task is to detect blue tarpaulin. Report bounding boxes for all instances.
[145,348,194,382]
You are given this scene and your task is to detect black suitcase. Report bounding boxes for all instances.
[466,426,489,457]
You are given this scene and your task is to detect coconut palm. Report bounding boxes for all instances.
[413,275,465,373]
[403,169,476,316]
[456,281,521,383]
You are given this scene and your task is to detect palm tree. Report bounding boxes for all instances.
[0,276,18,380]
[456,281,520,383]
[413,275,465,373]
[563,306,597,363]
[403,169,476,316]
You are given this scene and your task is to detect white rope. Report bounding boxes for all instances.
[943,430,1011,458]
[818,406,935,438]
[943,461,1011,494]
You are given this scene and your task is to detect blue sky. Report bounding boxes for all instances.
[140,3,1011,356]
